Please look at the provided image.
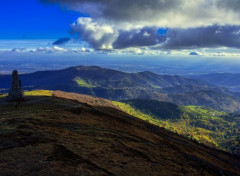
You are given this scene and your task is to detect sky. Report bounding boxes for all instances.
[1,0,240,56]
[0,0,80,39]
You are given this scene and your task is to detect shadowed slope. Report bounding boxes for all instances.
[0,94,239,176]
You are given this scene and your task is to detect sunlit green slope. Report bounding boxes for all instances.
[113,100,240,155]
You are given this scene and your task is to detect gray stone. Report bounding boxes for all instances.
[8,70,24,101]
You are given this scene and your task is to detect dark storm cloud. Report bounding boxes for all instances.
[52,38,71,45]
[217,0,240,12]
[42,0,181,22]
[113,27,166,49]
[161,26,240,49]
[41,0,240,28]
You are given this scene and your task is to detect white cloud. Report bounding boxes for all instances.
[1,46,91,54]
[71,17,118,50]
[10,48,27,53]
[36,46,92,53]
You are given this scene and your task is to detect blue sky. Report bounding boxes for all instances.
[0,0,80,39]
[1,0,240,57]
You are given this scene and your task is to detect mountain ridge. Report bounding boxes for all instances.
[1,66,240,112]
[185,73,240,92]
[0,65,212,90]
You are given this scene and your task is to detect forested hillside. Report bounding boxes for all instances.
[113,100,240,155]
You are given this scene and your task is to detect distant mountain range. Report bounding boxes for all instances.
[1,66,240,112]
[185,73,240,92]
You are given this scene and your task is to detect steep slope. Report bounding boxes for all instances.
[125,89,240,112]
[114,99,240,155]
[169,89,240,112]
[0,94,240,176]
[121,99,183,119]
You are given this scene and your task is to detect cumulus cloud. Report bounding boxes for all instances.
[71,18,118,50]
[10,48,27,53]
[71,18,168,50]
[72,20,240,50]
[35,46,91,53]
[36,46,68,52]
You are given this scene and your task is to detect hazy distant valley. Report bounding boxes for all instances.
[2,53,240,75]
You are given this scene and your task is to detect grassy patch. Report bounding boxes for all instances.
[0,94,7,98]
[74,77,96,88]
[113,101,155,122]
[150,85,161,89]
[24,90,53,96]
[184,106,226,118]
[1,90,53,98]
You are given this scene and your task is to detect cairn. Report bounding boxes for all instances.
[8,70,24,101]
